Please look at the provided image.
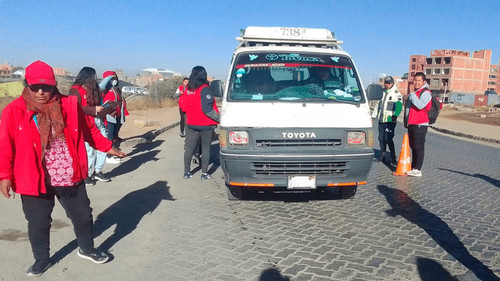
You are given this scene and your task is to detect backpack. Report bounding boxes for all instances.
[423,88,441,124]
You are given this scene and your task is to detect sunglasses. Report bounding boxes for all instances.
[28,84,54,92]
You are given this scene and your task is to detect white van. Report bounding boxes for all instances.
[215,27,375,200]
[121,86,150,96]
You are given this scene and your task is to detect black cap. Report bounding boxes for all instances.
[384,76,394,84]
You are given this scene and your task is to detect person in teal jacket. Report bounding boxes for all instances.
[371,76,403,164]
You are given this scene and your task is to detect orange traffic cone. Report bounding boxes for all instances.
[392,133,412,176]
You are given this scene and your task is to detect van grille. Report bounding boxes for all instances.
[252,161,347,176]
[256,139,342,147]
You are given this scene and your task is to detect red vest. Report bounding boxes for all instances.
[178,85,187,109]
[184,85,219,126]
[408,88,432,125]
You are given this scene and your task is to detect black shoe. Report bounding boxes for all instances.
[77,248,109,264]
[84,177,95,186]
[183,172,193,179]
[180,132,185,138]
[201,173,211,180]
[94,172,110,182]
[26,259,51,277]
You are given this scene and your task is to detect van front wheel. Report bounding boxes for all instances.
[227,186,244,200]
[340,185,357,199]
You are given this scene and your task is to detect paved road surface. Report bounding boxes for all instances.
[0,123,499,281]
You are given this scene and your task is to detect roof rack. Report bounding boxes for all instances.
[237,27,343,47]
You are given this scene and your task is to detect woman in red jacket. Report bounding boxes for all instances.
[182,66,219,180]
[0,61,125,277]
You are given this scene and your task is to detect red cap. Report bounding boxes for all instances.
[103,71,117,79]
[25,60,56,86]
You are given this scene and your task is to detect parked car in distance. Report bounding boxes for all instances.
[121,86,150,97]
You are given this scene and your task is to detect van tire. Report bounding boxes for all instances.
[227,186,244,200]
[340,186,357,199]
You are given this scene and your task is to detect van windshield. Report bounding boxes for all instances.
[228,52,364,103]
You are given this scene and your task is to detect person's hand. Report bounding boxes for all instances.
[107,147,126,158]
[391,115,398,122]
[207,76,214,83]
[96,106,103,113]
[0,179,13,199]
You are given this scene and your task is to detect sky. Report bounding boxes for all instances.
[0,0,499,86]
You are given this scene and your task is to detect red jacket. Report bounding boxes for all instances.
[0,95,112,196]
[178,85,187,110]
[103,87,129,121]
[408,87,432,125]
[184,85,219,126]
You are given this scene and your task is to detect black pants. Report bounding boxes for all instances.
[179,109,186,134]
[107,121,122,141]
[184,127,213,173]
[378,122,397,161]
[408,125,428,170]
[21,182,94,261]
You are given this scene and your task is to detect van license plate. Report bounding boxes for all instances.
[287,176,316,189]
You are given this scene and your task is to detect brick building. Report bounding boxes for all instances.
[408,49,498,103]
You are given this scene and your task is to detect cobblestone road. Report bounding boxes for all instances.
[0,125,499,281]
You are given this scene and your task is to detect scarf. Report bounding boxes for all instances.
[22,87,66,155]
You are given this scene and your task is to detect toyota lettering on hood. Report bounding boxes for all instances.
[282,132,317,139]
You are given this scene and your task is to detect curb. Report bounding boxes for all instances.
[120,121,180,147]
[430,126,500,145]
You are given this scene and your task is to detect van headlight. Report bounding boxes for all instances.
[229,131,249,145]
[347,131,366,145]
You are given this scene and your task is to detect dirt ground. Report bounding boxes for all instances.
[440,106,500,126]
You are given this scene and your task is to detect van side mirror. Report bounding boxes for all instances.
[210,80,223,97]
[366,84,384,100]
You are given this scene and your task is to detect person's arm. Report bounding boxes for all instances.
[0,106,15,198]
[408,90,431,110]
[68,88,100,116]
[200,87,220,123]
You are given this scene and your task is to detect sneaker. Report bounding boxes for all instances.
[106,156,121,164]
[180,132,185,138]
[406,169,422,177]
[26,259,51,277]
[77,248,109,264]
[183,172,193,179]
[94,172,110,182]
[84,177,95,186]
[201,173,211,180]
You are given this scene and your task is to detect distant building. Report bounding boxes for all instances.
[0,62,13,77]
[134,67,181,87]
[408,49,498,103]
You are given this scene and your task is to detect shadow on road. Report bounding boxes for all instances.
[108,140,164,178]
[241,188,341,202]
[377,185,500,281]
[50,181,174,264]
[259,268,290,281]
[438,168,500,188]
[417,257,458,281]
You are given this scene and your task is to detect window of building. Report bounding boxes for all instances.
[489,75,497,79]
[442,79,449,87]
[410,72,415,77]
[411,65,416,70]
[433,68,441,75]
[425,69,431,75]
[444,57,451,64]
[426,58,432,64]
[412,58,416,62]
[435,57,442,64]
[431,78,439,86]
[443,68,450,75]
[488,81,496,85]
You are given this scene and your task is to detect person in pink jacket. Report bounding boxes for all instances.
[0,61,125,277]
